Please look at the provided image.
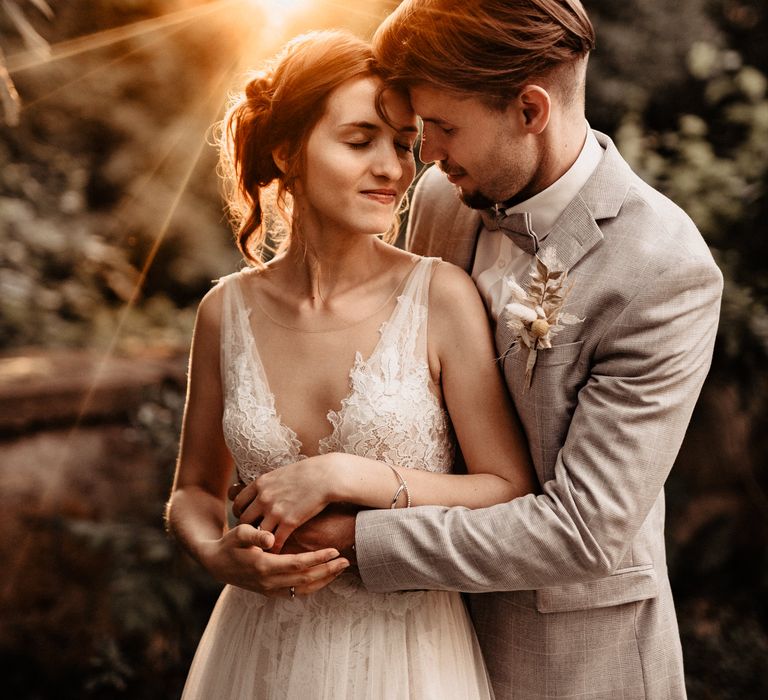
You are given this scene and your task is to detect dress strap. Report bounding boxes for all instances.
[380,256,441,365]
[217,271,272,402]
[217,273,240,393]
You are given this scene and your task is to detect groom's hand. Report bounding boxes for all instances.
[282,504,358,564]
[229,480,257,521]
[229,482,357,563]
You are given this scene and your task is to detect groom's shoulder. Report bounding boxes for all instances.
[588,133,716,272]
[409,166,463,223]
[594,148,717,277]
[406,166,476,259]
[413,164,455,201]
[617,175,716,270]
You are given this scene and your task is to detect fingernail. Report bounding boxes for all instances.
[326,549,340,561]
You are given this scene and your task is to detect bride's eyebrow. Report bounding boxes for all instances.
[339,121,379,131]
[339,121,419,135]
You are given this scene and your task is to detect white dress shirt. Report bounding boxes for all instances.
[471,126,604,320]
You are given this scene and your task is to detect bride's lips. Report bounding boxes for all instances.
[360,189,398,204]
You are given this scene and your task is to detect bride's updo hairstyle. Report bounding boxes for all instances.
[220,30,390,266]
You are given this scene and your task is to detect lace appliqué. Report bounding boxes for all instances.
[219,257,454,486]
[220,292,306,482]
[318,298,454,474]
[222,348,306,476]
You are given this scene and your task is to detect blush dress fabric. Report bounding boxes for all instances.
[181,257,493,700]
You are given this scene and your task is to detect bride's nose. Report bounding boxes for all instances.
[371,142,403,181]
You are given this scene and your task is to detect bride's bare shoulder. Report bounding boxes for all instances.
[427,259,488,334]
[194,268,250,328]
[428,259,482,306]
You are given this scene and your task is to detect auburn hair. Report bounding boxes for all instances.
[219,30,399,266]
[373,0,595,104]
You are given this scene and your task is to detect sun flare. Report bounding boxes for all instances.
[244,0,316,29]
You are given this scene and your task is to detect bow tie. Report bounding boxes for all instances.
[479,208,540,255]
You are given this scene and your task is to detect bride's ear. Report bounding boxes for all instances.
[272,145,289,174]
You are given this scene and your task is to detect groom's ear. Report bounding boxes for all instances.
[516,85,551,135]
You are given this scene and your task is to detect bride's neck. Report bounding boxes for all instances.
[281,224,383,306]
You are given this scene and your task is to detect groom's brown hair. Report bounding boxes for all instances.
[373,0,595,106]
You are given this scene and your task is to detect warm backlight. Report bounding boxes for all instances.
[244,0,316,26]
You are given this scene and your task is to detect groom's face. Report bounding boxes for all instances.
[410,85,538,208]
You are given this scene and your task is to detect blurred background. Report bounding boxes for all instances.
[0,1,766,697]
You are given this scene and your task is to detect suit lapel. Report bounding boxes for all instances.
[496,131,634,353]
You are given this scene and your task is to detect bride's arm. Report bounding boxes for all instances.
[167,286,349,594]
[237,262,536,552]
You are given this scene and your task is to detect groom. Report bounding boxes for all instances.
[232,1,722,697]
[349,1,722,697]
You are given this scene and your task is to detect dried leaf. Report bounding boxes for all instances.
[504,251,582,390]
[524,348,537,387]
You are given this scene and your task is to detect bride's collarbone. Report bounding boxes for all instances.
[240,257,414,333]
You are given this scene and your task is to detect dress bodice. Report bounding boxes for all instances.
[218,256,455,484]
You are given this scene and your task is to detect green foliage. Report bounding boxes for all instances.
[0,0,239,352]
[613,41,768,374]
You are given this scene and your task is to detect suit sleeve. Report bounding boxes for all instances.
[355,254,723,592]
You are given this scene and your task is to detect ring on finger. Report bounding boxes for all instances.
[289,586,296,600]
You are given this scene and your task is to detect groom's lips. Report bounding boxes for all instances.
[439,165,468,184]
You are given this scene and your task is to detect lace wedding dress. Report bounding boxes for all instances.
[181,257,493,700]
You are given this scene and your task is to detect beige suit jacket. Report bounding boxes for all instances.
[355,132,723,699]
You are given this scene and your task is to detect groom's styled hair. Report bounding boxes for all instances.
[373,0,595,107]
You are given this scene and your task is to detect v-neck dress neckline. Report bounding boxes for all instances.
[231,259,422,458]
[219,256,454,483]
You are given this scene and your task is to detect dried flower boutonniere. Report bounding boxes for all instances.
[503,249,583,388]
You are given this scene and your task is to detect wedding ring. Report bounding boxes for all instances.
[289,586,296,600]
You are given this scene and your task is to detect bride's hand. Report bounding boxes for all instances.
[234,454,344,553]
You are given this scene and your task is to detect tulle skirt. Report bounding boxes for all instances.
[181,574,493,699]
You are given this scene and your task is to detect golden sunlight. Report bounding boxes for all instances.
[245,0,317,29]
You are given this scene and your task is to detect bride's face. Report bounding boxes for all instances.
[295,76,418,238]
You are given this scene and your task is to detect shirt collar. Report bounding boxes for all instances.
[504,124,603,241]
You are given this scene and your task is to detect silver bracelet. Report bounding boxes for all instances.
[388,465,411,509]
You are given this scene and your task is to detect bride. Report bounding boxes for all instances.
[166,29,534,699]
